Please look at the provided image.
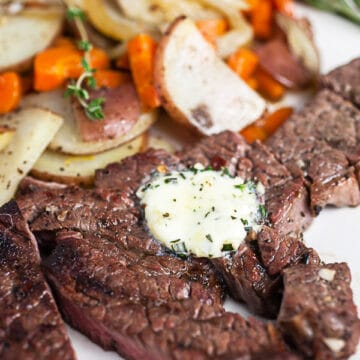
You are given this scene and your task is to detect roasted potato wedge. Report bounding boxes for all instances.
[0,127,15,152]
[31,134,146,186]
[0,107,63,206]
[154,17,266,136]
[0,6,64,72]
[276,13,320,77]
[21,90,158,155]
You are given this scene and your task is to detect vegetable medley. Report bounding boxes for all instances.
[0,0,320,205]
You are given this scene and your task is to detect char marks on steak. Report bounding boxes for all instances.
[43,229,298,360]
[278,263,360,359]
[0,201,75,360]
[321,57,360,109]
[16,131,360,358]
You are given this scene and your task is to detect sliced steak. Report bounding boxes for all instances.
[267,90,360,212]
[267,133,360,214]
[0,201,75,360]
[94,148,181,193]
[278,263,360,359]
[321,58,360,109]
[17,133,312,318]
[43,229,298,360]
[179,132,312,235]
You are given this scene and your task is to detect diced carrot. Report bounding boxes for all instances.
[241,124,268,143]
[244,0,260,12]
[64,48,109,78]
[0,72,22,114]
[53,37,76,48]
[227,48,259,80]
[272,0,293,16]
[255,67,285,101]
[127,34,160,109]
[262,106,293,135]
[196,18,228,47]
[246,77,258,90]
[251,0,273,39]
[94,69,130,88]
[115,52,130,70]
[34,47,109,92]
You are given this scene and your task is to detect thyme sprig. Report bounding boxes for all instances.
[64,3,105,121]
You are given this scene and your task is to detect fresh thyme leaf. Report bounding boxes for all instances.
[85,97,105,121]
[81,58,92,72]
[86,75,97,89]
[78,40,92,52]
[65,4,105,121]
[66,7,85,20]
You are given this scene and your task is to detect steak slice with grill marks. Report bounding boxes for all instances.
[17,133,313,317]
[278,262,360,359]
[0,201,75,360]
[42,229,299,360]
[178,132,313,316]
[321,58,360,109]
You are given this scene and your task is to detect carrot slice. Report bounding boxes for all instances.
[262,106,293,135]
[127,34,160,109]
[0,72,22,114]
[227,48,259,80]
[241,124,267,143]
[34,46,109,92]
[255,67,285,101]
[251,0,273,39]
[94,69,130,88]
[196,18,228,47]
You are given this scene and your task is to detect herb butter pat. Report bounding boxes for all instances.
[137,165,265,258]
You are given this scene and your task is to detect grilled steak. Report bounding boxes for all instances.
[0,201,75,360]
[179,132,312,235]
[16,132,360,358]
[321,58,360,109]
[43,229,299,360]
[17,134,313,318]
[278,263,360,359]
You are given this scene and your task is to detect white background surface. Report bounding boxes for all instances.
[69,4,360,359]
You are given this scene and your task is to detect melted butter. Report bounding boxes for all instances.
[137,165,264,258]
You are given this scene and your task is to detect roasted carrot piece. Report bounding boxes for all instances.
[262,106,293,135]
[0,72,22,114]
[196,18,228,47]
[246,77,258,89]
[244,0,260,12]
[34,47,109,91]
[127,34,160,109]
[272,0,293,16]
[227,48,259,80]
[241,124,268,143]
[255,67,285,101]
[251,0,273,39]
[94,69,130,88]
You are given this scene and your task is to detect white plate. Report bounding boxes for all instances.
[69,4,360,359]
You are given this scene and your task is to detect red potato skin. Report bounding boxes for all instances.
[255,39,313,89]
[73,82,141,142]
